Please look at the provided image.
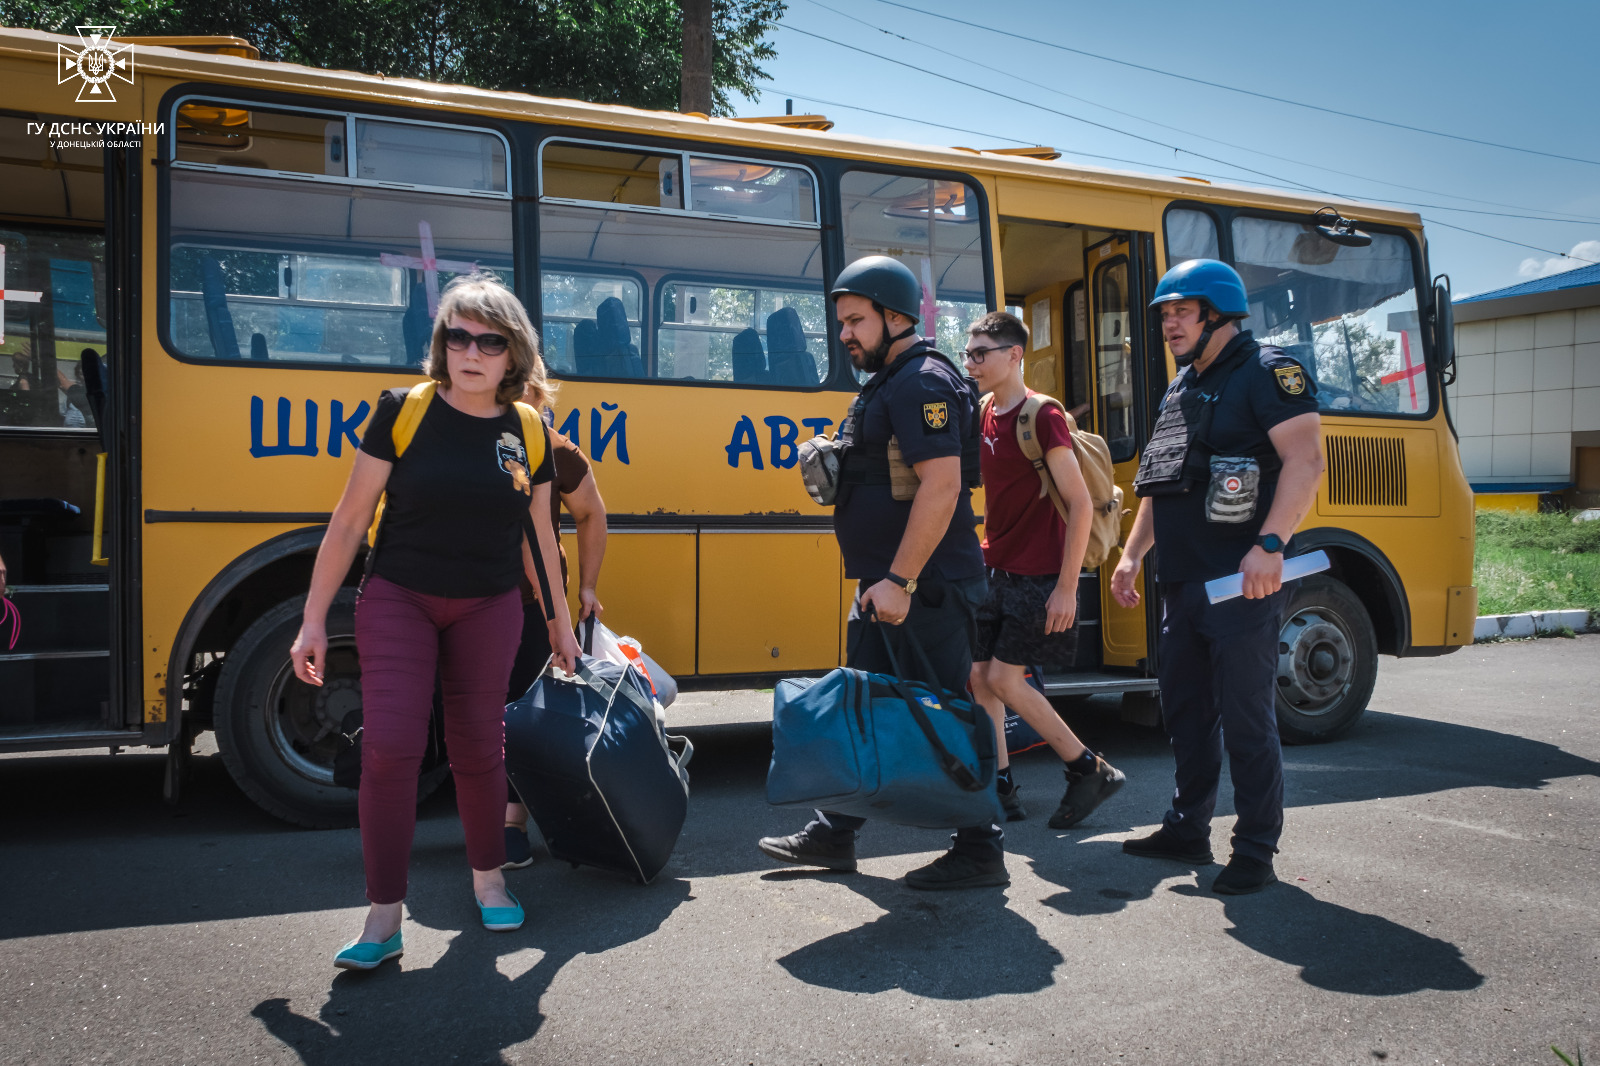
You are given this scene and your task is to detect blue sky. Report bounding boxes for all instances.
[731,0,1600,298]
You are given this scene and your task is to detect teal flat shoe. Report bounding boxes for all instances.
[477,889,524,932]
[333,929,403,971]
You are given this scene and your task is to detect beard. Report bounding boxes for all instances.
[849,334,891,374]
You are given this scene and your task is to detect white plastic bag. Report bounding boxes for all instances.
[577,617,678,711]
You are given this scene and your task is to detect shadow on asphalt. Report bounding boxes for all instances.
[770,871,1062,999]
[252,869,692,1065]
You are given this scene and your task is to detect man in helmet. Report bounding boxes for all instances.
[757,255,1004,890]
[1111,258,1324,895]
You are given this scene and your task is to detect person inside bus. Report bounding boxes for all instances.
[757,255,1007,890]
[501,417,608,869]
[1112,259,1323,896]
[289,273,580,971]
[961,311,1128,828]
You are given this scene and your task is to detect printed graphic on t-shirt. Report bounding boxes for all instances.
[496,431,532,495]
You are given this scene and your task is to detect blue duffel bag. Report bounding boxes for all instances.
[766,622,1001,829]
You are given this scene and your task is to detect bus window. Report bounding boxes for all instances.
[165,171,512,367]
[1,230,104,431]
[840,171,989,360]
[353,118,508,193]
[1231,216,1430,417]
[1093,255,1136,462]
[1164,207,1219,262]
[538,139,826,385]
[175,101,346,176]
[657,282,827,383]
[540,273,643,376]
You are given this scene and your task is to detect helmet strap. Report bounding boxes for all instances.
[877,305,919,348]
[1176,307,1221,368]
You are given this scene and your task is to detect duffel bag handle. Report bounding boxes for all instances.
[862,610,987,794]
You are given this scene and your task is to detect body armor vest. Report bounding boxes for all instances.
[1133,342,1283,498]
[839,345,983,491]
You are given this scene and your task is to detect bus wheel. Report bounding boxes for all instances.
[213,590,445,828]
[1273,577,1377,745]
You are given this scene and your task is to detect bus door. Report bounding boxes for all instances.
[1084,236,1150,669]
[0,120,135,748]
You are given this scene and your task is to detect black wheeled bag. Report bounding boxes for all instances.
[504,657,693,884]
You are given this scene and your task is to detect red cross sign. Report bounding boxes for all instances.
[0,244,45,344]
[1379,329,1425,411]
[379,221,478,319]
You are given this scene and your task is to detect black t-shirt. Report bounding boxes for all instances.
[834,344,986,583]
[1150,332,1319,583]
[361,387,554,598]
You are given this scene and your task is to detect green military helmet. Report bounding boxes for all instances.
[830,255,922,323]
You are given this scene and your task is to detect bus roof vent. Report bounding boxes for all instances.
[731,114,835,132]
[122,36,260,60]
[983,146,1061,161]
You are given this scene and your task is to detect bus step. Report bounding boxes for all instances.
[1038,672,1160,697]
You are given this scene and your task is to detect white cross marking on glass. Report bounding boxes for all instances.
[378,221,478,318]
[0,244,45,345]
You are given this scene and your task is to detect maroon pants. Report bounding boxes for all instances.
[355,576,523,904]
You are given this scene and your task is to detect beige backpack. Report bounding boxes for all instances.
[982,392,1127,570]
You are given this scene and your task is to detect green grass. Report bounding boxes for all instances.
[1475,512,1600,616]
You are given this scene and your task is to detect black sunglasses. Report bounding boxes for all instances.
[961,344,1012,365]
[444,327,510,357]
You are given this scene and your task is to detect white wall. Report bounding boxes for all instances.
[1450,306,1600,483]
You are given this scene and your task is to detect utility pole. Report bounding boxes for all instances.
[680,0,713,114]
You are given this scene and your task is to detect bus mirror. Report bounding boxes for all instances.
[1311,207,1372,248]
[1433,274,1455,386]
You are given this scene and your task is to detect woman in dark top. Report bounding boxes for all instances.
[290,273,579,971]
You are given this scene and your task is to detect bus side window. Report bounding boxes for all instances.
[538,138,827,387]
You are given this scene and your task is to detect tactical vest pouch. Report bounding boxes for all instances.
[798,435,844,506]
[1205,456,1260,524]
[887,436,920,501]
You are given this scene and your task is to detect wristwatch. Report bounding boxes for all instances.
[885,571,919,594]
[1255,533,1285,554]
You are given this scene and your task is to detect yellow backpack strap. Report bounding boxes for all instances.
[367,381,437,548]
[391,380,437,459]
[513,402,547,473]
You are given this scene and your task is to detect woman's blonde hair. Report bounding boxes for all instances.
[425,272,556,409]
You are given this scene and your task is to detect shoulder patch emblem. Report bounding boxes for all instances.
[922,401,949,430]
[1273,365,1306,396]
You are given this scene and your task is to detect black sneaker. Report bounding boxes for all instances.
[1000,784,1027,822]
[1120,827,1214,865]
[1211,855,1277,895]
[1049,756,1127,829]
[757,825,858,872]
[904,848,1009,891]
[502,825,535,870]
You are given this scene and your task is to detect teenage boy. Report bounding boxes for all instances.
[962,312,1126,829]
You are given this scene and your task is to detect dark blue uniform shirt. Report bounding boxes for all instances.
[834,344,986,583]
[1151,331,1319,583]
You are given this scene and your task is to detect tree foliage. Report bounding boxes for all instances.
[1,0,784,114]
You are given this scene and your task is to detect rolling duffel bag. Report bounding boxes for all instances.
[504,656,693,884]
[766,621,1001,829]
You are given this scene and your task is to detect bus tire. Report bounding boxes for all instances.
[1273,576,1378,745]
[213,589,446,828]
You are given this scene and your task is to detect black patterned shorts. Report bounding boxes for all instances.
[973,569,1079,669]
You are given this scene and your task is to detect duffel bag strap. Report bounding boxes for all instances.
[867,617,987,794]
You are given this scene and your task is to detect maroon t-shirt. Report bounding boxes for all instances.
[979,391,1074,576]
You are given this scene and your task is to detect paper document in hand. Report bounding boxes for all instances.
[1205,550,1331,604]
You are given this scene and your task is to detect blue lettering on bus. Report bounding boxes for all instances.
[326,399,371,458]
[725,415,764,469]
[250,396,319,458]
[801,417,834,439]
[764,416,799,469]
[557,407,581,445]
[590,402,629,464]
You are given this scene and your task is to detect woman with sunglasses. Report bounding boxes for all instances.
[290,273,580,970]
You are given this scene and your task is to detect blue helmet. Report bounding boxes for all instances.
[1149,259,1249,319]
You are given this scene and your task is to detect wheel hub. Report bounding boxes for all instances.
[1277,609,1354,715]
[264,639,361,786]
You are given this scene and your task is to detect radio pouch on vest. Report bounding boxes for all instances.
[363,381,556,620]
[1205,455,1260,524]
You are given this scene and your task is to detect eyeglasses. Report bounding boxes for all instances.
[444,327,510,357]
[961,344,1012,365]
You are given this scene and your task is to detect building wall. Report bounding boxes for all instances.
[1449,306,1600,484]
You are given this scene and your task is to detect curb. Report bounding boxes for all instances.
[1473,609,1593,642]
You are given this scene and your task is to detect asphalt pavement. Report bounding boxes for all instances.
[2,636,1596,1065]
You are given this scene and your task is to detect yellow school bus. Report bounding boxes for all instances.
[0,28,1476,825]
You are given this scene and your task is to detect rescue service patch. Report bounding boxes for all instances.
[922,402,949,430]
[1273,365,1306,395]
